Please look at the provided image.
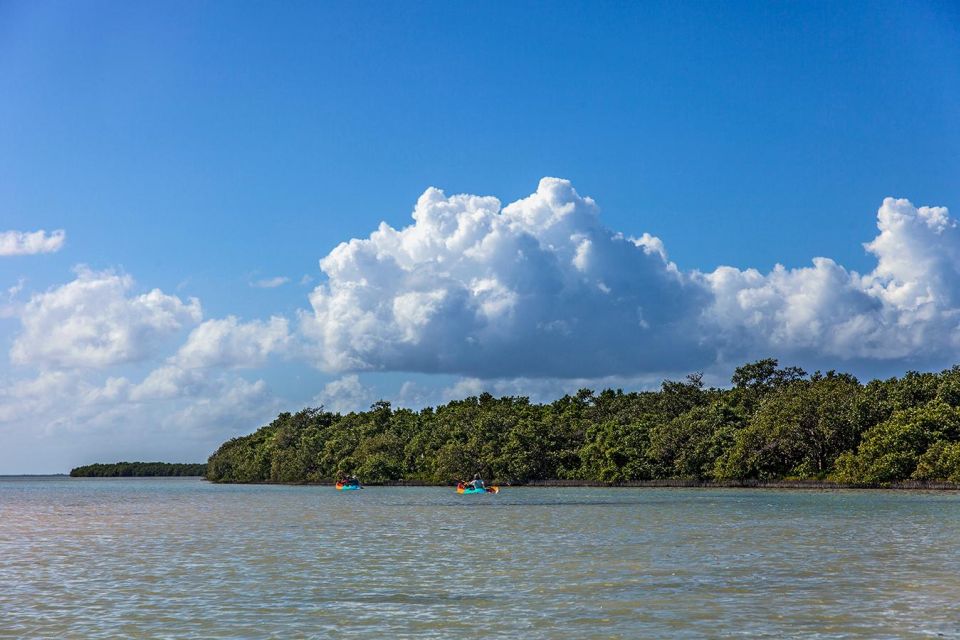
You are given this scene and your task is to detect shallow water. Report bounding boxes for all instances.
[1,477,959,639]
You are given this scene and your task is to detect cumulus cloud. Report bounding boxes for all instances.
[0,229,66,256]
[174,316,291,369]
[0,268,287,471]
[702,197,960,362]
[301,179,960,378]
[10,267,202,369]
[128,363,269,411]
[301,177,709,377]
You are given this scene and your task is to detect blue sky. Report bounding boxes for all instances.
[1,1,959,472]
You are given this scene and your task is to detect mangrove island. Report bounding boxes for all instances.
[206,359,960,487]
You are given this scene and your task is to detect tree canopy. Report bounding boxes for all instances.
[206,361,960,486]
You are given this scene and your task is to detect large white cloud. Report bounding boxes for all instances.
[301,178,710,377]
[0,229,66,256]
[10,267,202,369]
[302,179,960,377]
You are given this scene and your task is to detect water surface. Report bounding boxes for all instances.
[2,477,959,638]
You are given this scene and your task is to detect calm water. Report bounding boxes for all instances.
[1,478,959,639]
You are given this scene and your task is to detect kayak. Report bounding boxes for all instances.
[336,482,362,491]
[456,483,499,494]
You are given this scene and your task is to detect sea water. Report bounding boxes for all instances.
[1,477,959,638]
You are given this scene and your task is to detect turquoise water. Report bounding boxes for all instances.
[1,477,959,638]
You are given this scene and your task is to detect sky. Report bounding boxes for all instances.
[1,1,959,473]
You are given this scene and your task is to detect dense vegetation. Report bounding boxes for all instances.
[70,462,207,477]
[206,360,960,486]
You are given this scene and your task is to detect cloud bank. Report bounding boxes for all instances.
[11,267,202,369]
[302,179,960,378]
[0,229,66,256]
[1,269,289,471]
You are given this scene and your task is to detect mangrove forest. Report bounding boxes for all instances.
[206,359,960,486]
[70,462,208,477]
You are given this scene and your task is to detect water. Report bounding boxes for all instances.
[2,478,959,639]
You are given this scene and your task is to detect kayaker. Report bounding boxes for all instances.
[470,473,485,490]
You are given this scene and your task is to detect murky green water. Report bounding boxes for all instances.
[1,477,959,639]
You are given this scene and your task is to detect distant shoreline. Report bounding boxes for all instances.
[69,462,207,477]
[0,474,69,478]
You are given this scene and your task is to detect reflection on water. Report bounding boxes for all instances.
[1,478,959,638]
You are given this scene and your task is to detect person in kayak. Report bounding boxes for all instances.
[469,473,485,491]
[337,473,360,487]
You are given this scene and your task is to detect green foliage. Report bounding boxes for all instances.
[716,375,862,480]
[834,401,960,484]
[205,360,960,486]
[70,462,206,477]
[912,441,960,482]
[648,402,745,480]
[578,418,655,482]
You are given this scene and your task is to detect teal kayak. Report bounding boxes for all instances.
[457,483,499,494]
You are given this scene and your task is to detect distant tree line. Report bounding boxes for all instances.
[206,359,960,486]
[70,462,207,477]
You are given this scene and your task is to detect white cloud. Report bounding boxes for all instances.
[702,197,960,362]
[300,179,960,378]
[250,276,290,288]
[301,178,708,377]
[313,374,375,414]
[129,363,269,412]
[0,269,284,471]
[10,266,202,369]
[0,229,66,256]
[174,316,291,369]
[0,363,278,470]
